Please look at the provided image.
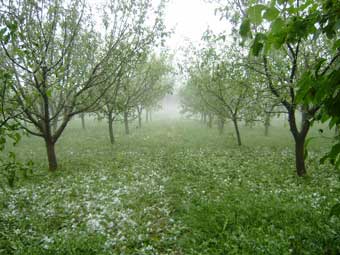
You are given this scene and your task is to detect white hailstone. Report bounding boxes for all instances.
[144,245,154,251]
[42,236,54,244]
[104,240,114,248]
[87,218,102,231]
[112,197,120,205]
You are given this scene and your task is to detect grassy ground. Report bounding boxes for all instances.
[1,118,339,254]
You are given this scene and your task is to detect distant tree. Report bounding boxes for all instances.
[135,54,173,128]
[181,42,258,145]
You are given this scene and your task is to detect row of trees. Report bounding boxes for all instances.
[180,38,279,146]
[0,0,172,171]
[180,0,339,176]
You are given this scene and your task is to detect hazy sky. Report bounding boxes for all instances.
[164,0,229,50]
[89,0,229,51]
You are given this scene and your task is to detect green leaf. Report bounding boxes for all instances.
[314,58,327,76]
[268,18,287,49]
[0,28,7,40]
[271,18,286,35]
[8,22,18,32]
[9,151,16,160]
[247,5,266,25]
[46,89,53,98]
[332,39,340,50]
[330,203,340,218]
[251,33,266,56]
[263,7,279,21]
[320,143,340,166]
[240,19,251,39]
[0,136,6,147]
[252,40,263,56]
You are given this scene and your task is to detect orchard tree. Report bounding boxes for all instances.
[99,51,171,143]
[180,72,217,128]
[179,81,208,121]
[182,42,258,145]
[236,0,339,175]
[179,44,218,127]
[0,0,165,171]
[115,53,171,135]
[135,53,173,128]
[214,0,339,175]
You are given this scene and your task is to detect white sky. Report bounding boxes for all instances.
[89,0,230,52]
[163,0,230,51]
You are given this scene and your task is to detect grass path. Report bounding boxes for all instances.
[1,120,339,254]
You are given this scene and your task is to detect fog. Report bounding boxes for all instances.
[154,94,182,119]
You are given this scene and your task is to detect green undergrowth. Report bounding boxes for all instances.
[0,119,339,254]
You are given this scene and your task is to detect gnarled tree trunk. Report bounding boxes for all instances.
[45,137,57,171]
[232,117,242,146]
[288,109,310,176]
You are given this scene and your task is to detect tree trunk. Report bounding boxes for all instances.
[207,114,213,128]
[45,138,57,171]
[301,110,307,131]
[50,104,58,134]
[288,109,310,176]
[264,113,270,136]
[218,118,225,135]
[108,114,115,144]
[124,111,129,135]
[294,135,307,176]
[232,118,242,146]
[146,110,149,123]
[80,113,85,129]
[149,111,152,122]
[138,110,142,128]
[203,113,207,124]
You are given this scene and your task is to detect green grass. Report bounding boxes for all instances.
[1,118,339,254]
